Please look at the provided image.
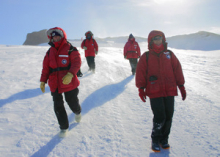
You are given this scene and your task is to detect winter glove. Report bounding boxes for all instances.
[83,46,87,50]
[95,50,98,55]
[178,85,186,101]
[40,82,45,93]
[124,56,127,59]
[138,88,146,102]
[62,72,74,85]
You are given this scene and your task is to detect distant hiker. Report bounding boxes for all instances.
[135,30,186,152]
[81,31,98,73]
[124,34,141,75]
[40,27,82,137]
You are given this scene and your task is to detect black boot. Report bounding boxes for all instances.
[160,139,170,149]
[152,142,160,152]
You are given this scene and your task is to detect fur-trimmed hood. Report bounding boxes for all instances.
[47,27,67,40]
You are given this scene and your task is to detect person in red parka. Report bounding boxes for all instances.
[135,30,186,152]
[40,27,82,137]
[124,34,141,75]
[81,31,98,73]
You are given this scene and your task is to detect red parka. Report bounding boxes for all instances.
[40,27,81,93]
[124,38,141,59]
[81,31,98,57]
[135,30,185,98]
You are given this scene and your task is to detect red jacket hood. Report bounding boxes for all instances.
[47,27,67,41]
[148,30,167,51]
[148,30,166,43]
[85,31,93,37]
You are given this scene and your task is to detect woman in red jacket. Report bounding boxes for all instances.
[81,31,98,73]
[40,27,82,137]
[135,30,186,152]
[124,34,141,75]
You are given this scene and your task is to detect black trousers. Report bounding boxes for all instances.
[150,96,174,143]
[86,56,95,70]
[128,58,138,74]
[51,88,81,129]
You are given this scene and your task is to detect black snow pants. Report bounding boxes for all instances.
[86,56,95,70]
[51,88,81,130]
[128,58,138,74]
[150,96,174,143]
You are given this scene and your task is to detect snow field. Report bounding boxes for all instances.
[0,44,219,157]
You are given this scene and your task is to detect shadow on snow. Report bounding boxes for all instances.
[81,75,134,115]
[30,75,134,157]
[0,87,50,108]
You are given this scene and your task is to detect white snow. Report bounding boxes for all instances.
[0,42,220,157]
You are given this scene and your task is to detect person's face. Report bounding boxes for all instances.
[152,35,162,46]
[86,34,91,39]
[53,36,61,42]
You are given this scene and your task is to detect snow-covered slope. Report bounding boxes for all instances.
[166,31,220,51]
[0,44,220,157]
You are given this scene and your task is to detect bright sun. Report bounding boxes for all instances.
[154,0,183,4]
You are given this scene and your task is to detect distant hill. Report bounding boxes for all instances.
[166,31,220,51]
[24,30,220,51]
[69,31,220,50]
[23,29,48,45]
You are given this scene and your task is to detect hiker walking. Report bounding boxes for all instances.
[81,31,98,73]
[124,34,141,75]
[40,27,82,137]
[135,30,186,152]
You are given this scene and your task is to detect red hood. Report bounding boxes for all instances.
[85,31,93,36]
[148,30,167,51]
[47,27,67,41]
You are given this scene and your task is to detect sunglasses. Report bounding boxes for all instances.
[153,36,162,41]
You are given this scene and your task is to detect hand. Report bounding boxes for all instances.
[62,72,74,85]
[40,82,45,93]
[83,46,87,50]
[95,50,98,55]
[138,88,146,102]
[178,85,186,100]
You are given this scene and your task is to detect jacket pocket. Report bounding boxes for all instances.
[147,80,160,94]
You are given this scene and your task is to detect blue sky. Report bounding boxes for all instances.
[1,0,220,45]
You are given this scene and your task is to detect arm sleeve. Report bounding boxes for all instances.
[94,40,98,51]
[135,53,148,88]
[69,50,81,76]
[171,52,185,86]
[137,43,141,57]
[40,52,50,83]
[81,40,85,49]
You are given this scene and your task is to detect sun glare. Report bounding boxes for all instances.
[154,0,184,5]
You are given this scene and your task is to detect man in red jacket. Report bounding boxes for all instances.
[124,34,141,75]
[81,31,98,73]
[40,27,82,137]
[135,30,186,152]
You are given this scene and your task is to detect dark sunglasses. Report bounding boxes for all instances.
[153,36,162,41]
